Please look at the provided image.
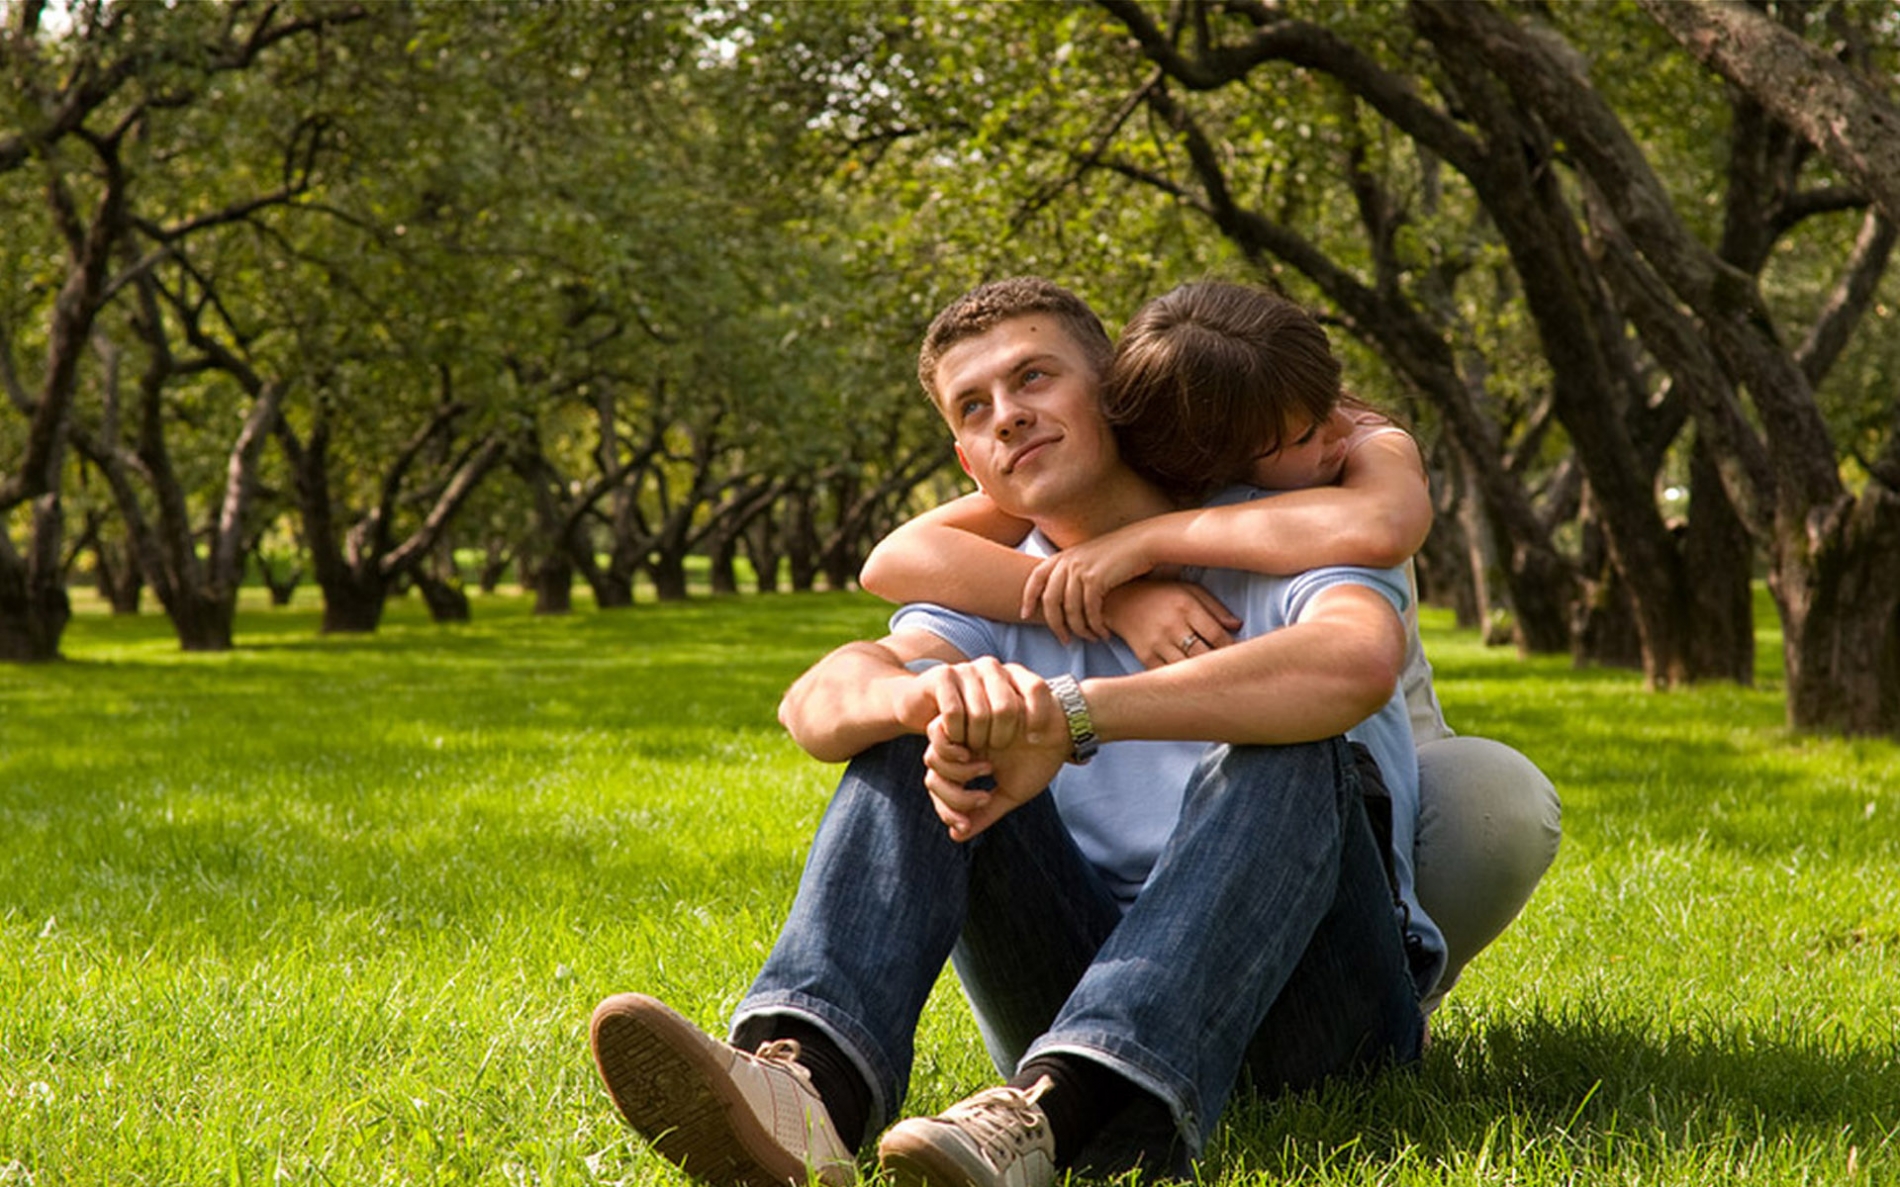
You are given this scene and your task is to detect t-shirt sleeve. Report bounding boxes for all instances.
[888,603,997,661]
[1280,564,1410,622]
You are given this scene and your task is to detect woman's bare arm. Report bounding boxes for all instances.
[1026,431,1432,637]
[859,493,1039,623]
[860,490,1239,650]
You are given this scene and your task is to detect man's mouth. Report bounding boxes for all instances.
[1006,436,1057,472]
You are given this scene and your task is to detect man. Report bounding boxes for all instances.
[589,277,1441,1187]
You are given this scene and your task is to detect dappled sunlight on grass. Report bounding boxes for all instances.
[3,592,1896,1183]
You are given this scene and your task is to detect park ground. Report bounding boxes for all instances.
[1,587,1896,1185]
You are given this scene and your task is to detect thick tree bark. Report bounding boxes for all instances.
[1421,0,1900,733]
[1415,1,1697,686]
[1639,0,1900,226]
[321,573,389,634]
[784,488,821,593]
[278,401,502,636]
[529,550,575,616]
[414,572,471,623]
[646,553,690,602]
[1124,76,1581,657]
[74,510,144,614]
[0,495,72,663]
[1772,483,1900,735]
[0,161,126,662]
[1682,436,1755,686]
[80,294,285,653]
[708,534,741,595]
[744,512,783,594]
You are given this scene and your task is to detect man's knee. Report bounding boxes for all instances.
[1195,738,1355,807]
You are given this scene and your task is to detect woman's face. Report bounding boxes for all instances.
[1246,405,1352,491]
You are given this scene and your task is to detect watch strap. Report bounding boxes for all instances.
[1046,673,1098,765]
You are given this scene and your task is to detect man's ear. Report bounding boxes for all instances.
[954,443,982,491]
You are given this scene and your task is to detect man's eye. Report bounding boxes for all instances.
[1022,367,1047,384]
[960,398,986,419]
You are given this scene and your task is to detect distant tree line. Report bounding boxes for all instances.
[3,1,1896,736]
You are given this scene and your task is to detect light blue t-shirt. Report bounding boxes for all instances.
[890,494,1445,995]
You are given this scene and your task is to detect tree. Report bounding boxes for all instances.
[0,0,364,660]
[1412,0,1899,733]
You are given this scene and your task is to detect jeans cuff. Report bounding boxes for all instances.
[1021,1036,1204,1154]
[731,990,896,1136]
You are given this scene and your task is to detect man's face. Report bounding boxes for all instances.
[930,316,1118,521]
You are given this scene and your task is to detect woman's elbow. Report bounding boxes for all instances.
[858,546,896,600]
[1357,512,1430,569]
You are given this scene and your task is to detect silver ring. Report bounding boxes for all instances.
[1180,632,1202,652]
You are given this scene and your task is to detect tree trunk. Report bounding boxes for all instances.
[93,536,144,615]
[170,593,237,652]
[479,535,511,594]
[647,552,689,602]
[529,552,574,616]
[745,514,782,595]
[321,574,388,634]
[0,581,69,662]
[1572,511,1644,671]
[1414,450,1480,628]
[784,489,821,593]
[254,549,302,607]
[592,578,634,610]
[1771,484,1900,735]
[821,544,858,593]
[0,495,72,662]
[708,530,741,595]
[1682,436,1755,685]
[415,572,471,623]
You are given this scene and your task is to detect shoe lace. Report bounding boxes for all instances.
[943,1076,1053,1162]
[753,1038,805,1068]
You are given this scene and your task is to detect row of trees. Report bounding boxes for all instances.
[4,1,1897,735]
[1,2,971,656]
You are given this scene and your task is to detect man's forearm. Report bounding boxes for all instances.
[778,640,924,762]
[1081,617,1402,747]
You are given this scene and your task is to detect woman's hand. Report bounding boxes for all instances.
[1023,527,1172,643]
[1100,580,1241,669]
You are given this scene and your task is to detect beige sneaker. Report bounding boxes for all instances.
[589,993,856,1187]
[877,1077,1057,1187]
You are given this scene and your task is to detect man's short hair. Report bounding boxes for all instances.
[1104,281,1342,500]
[917,277,1114,403]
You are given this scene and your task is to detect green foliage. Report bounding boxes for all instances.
[2,594,1896,1183]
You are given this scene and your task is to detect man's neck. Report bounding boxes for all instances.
[1032,471,1178,551]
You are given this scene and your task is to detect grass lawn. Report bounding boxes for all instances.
[2,589,1896,1185]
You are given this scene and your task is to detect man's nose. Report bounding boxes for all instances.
[993,390,1033,437]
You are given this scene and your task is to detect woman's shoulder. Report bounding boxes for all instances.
[1343,406,1410,449]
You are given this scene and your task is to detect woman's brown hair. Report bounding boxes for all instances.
[1104,282,1343,500]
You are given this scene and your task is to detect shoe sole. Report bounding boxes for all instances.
[590,992,831,1187]
[878,1132,986,1187]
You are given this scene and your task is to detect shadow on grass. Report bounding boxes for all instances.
[1213,1005,1898,1177]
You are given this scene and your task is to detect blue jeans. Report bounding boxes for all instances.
[733,735,1421,1155]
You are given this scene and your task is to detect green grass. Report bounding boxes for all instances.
[2,590,1896,1185]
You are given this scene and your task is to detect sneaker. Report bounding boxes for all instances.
[589,992,856,1187]
[877,1077,1057,1187]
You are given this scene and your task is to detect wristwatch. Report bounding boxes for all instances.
[1046,674,1098,765]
